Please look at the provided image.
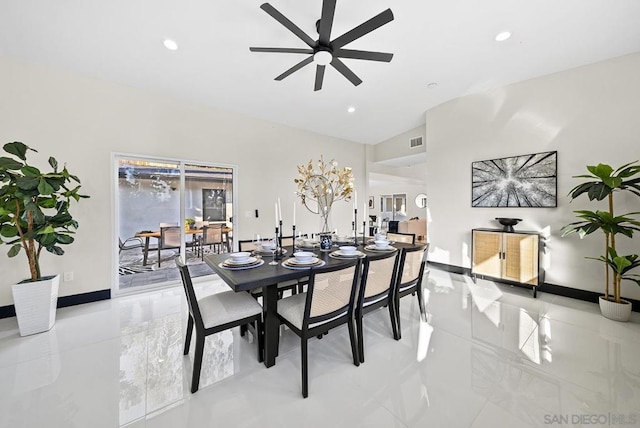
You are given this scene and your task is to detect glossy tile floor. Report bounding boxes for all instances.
[1,268,639,428]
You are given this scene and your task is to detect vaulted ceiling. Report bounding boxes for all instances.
[1,0,639,144]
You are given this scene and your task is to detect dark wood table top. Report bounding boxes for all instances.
[204,242,419,292]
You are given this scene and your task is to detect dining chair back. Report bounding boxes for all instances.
[200,224,224,259]
[277,259,361,398]
[356,249,401,362]
[158,226,181,267]
[238,239,260,252]
[176,257,264,393]
[393,244,430,340]
[279,235,294,247]
[387,232,416,245]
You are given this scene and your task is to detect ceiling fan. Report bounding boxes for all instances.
[249,1,394,91]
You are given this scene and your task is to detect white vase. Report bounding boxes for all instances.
[11,275,60,336]
[598,296,632,322]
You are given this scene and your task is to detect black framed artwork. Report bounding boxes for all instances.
[471,151,557,207]
[368,196,374,209]
[203,189,226,221]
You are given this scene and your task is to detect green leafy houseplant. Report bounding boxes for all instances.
[561,162,640,304]
[0,142,89,282]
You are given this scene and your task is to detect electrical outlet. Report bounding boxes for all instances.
[63,271,74,282]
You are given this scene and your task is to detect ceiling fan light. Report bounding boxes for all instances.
[313,50,333,66]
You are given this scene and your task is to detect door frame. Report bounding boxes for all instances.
[111,152,238,296]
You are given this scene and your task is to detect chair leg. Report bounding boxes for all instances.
[356,311,365,363]
[191,335,205,393]
[184,315,194,355]
[416,286,427,323]
[240,324,247,337]
[389,301,399,341]
[394,295,402,340]
[158,247,162,267]
[347,318,360,367]
[301,337,309,398]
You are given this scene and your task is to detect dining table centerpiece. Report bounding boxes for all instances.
[295,156,354,234]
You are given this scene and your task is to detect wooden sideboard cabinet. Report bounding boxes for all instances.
[471,228,543,297]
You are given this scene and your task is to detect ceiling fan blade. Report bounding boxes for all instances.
[275,56,314,81]
[260,3,316,48]
[314,65,326,91]
[334,49,393,62]
[330,58,363,87]
[331,8,394,49]
[318,0,337,45]
[250,47,314,54]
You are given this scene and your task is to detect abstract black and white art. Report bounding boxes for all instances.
[472,151,557,207]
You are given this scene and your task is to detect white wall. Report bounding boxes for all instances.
[426,52,640,300]
[0,56,365,305]
[373,125,426,163]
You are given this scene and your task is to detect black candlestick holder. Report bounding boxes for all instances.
[362,220,366,247]
[276,220,284,260]
[292,224,297,253]
[354,208,358,245]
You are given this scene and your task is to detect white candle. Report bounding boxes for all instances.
[293,202,296,226]
[275,202,278,228]
[277,197,282,222]
[354,190,357,211]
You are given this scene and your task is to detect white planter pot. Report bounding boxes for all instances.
[11,275,60,336]
[599,296,632,322]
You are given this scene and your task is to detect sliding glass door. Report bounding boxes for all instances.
[114,155,235,294]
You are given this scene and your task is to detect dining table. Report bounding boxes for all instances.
[136,226,232,266]
[204,240,418,368]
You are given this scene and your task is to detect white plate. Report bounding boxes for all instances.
[331,250,363,258]
[364,245,396,252]
[297,243,319,249]
[219,259,264,270]
[282,259,326,270]
[287,257,320,266]
[223,256,259,266]
[367,240,396,245]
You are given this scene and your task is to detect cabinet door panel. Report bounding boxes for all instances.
[472,231,502,278]
[502,233,538,285]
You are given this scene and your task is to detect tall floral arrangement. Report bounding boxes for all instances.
[294,156,354,233]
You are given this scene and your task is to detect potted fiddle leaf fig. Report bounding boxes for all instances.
[0,141,89,335]
[561,161,640,321]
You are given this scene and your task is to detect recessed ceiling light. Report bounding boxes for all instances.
[347,106,356,113]
[495,31,511,42]
[427,82,438,89]
[163,38,178,51]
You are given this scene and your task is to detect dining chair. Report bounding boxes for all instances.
[355,249,401,363]
[176,257,264,393]
[118,236,144,253]
[276,259,361,398]
[158,226,181,267]
[386,232,416,245]
[393,244,430,340]
[199,224,224,259]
